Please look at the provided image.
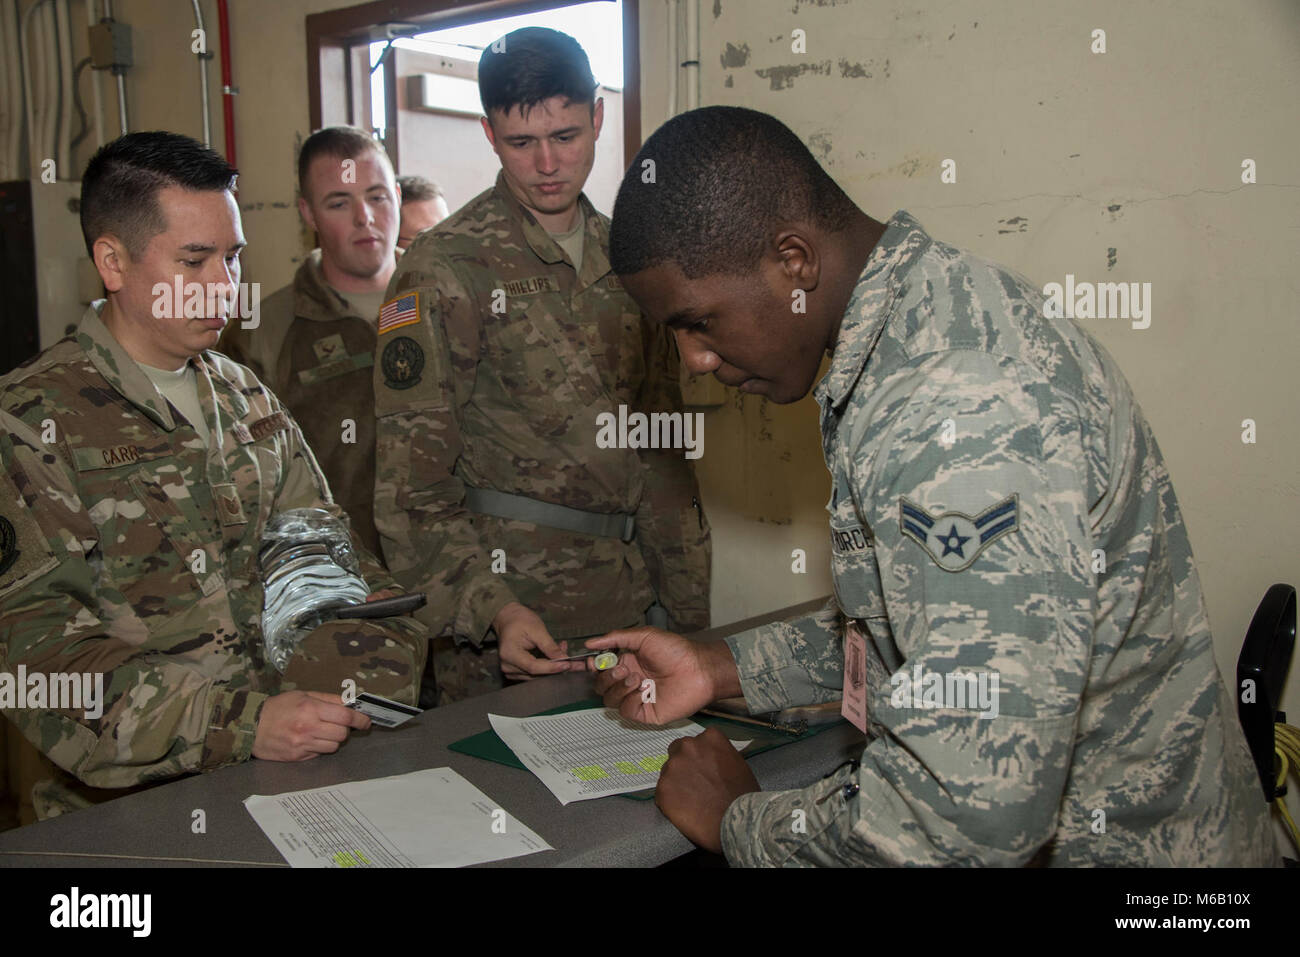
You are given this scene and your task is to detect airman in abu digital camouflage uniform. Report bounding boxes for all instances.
[590,107,1275,867]
[0,133,425,819]
[375,28,710,704]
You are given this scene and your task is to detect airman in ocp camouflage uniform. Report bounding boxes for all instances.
[0,305,424,816]
[595,106,1275,867]
[220,249,386,556]
[374,28,710,703]
[218,128,408,559]
[375,172,711,702]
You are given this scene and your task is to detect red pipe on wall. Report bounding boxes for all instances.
[217,0,236,170]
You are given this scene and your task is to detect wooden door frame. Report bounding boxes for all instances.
[306,0,641,171]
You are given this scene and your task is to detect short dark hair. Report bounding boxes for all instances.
[80,131,238,258]
[478,27,597,120]
[610,107,859,279]
[297,126,392,200]
[397,175,444,204]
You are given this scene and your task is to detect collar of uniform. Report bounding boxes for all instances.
[815,210,931,411]
[293,248,366,322]
[78,301,179,431]
[577,199,615,289]
[193,349,250,420]
[492,169,598,269]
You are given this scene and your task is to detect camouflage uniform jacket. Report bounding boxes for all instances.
[720,211,1275,867]
[0,304,424,794]
[375,172,711,644]
[218,250,383,556]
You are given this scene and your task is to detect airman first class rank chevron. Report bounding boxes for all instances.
[899,494,1020,572]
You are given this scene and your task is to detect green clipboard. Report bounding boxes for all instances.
[448,697,837,800]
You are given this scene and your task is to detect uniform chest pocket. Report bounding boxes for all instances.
[829,520,889,621]
[826,460,888,622]
[296,351,374,386]
[79,466,217,630]
[606,309,648,401]
[127,472,228,595]
[488,304,603,434]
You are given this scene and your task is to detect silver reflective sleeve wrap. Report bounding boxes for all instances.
[259,507,371,673]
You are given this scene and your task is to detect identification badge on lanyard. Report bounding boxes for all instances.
[841,621,870,734]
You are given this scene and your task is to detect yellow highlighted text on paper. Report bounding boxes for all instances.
[332,850,371,867]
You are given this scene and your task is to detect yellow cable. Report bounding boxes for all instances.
[1275,723,1300,855]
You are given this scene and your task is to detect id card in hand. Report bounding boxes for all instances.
[347,692,423,728]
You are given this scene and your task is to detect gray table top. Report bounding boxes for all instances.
[0,597,863,868]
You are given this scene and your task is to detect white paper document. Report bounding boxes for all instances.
[489,708,750,805]
[243,767,552,868]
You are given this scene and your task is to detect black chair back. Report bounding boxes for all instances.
[1236,583,1296,801]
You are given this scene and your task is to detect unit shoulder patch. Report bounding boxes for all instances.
[0,485,58,601]
[380,336,424,391]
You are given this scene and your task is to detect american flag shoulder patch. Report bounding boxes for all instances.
[378,292,420,335]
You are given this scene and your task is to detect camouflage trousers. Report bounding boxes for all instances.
[423,636,506,707]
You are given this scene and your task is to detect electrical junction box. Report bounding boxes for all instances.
[89,20,133,70]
